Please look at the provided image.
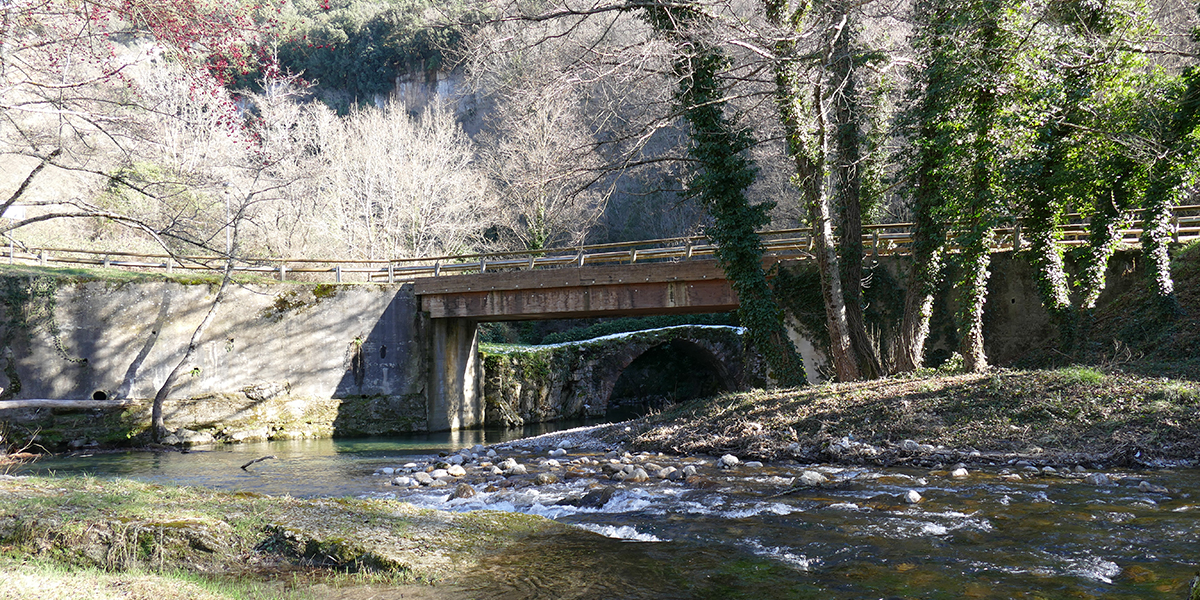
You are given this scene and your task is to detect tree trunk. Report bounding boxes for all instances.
[805,85,860,382]
[829,7,883,379]
[151,261,235,441]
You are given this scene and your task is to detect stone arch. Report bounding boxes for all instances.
[591,335,742,416]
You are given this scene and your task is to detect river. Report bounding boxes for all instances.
[16,427,1200,599]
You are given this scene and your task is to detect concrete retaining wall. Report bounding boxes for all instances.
[0,279,430,445]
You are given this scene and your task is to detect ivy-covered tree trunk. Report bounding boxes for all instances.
[828,5,883,379]
[765,0,859,382]
[1139,67,1199,316]
[1140,160,1180,315]
[894,0,951,374]
[641,2,806,386]
[896,135,946,373]
[955,0,1007,373]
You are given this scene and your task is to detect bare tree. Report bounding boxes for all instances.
[322,101,493,260]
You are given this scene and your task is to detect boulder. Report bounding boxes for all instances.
[452,483,477,499]
[718,454,740,469]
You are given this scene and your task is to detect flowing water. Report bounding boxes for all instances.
[17,428,1200,600]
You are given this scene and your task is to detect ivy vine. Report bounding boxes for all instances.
[639,2,806,386]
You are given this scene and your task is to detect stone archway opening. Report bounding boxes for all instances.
[605,340,731,421]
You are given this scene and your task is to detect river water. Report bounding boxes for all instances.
[17,428,1200,600]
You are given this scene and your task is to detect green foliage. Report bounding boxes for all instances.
[1055,365,1105,385]
[249,0,485,109]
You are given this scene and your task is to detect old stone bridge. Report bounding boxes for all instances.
[414,260,791,431]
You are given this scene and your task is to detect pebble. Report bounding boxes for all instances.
[447,465,467,477]
[446,455,465,465]
[413,472,434,485]
[472,445,485,453]
[549,448,568,458]
[430,469,449,479]
[487,449,497,458]
[392,476,414,487]
[904,490,923,504]
[719,454,740,469]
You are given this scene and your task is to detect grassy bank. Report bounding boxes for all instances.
[0,476,562,599]
[627,366,1200,466]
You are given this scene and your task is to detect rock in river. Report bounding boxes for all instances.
[799,471,828,486]
[452,483,477,499]
[719,455,740,469]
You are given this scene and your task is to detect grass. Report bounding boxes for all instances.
[0,556,309,600]
[0,476,565,594]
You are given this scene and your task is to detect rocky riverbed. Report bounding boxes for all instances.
[371,423,1191,514]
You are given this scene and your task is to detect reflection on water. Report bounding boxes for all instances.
[16,420,596,496]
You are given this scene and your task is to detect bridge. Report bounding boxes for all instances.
[4,207,1198,432]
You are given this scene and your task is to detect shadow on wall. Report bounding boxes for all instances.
[329,287,430,436]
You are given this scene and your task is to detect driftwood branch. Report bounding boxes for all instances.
[240,455,276,471]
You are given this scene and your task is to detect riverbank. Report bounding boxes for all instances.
[0,474,562,599]
[617,365,1200,468]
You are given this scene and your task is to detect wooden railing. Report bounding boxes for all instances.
[4,205,1199,283]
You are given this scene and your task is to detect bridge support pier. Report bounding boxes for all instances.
[427,318,483,431]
